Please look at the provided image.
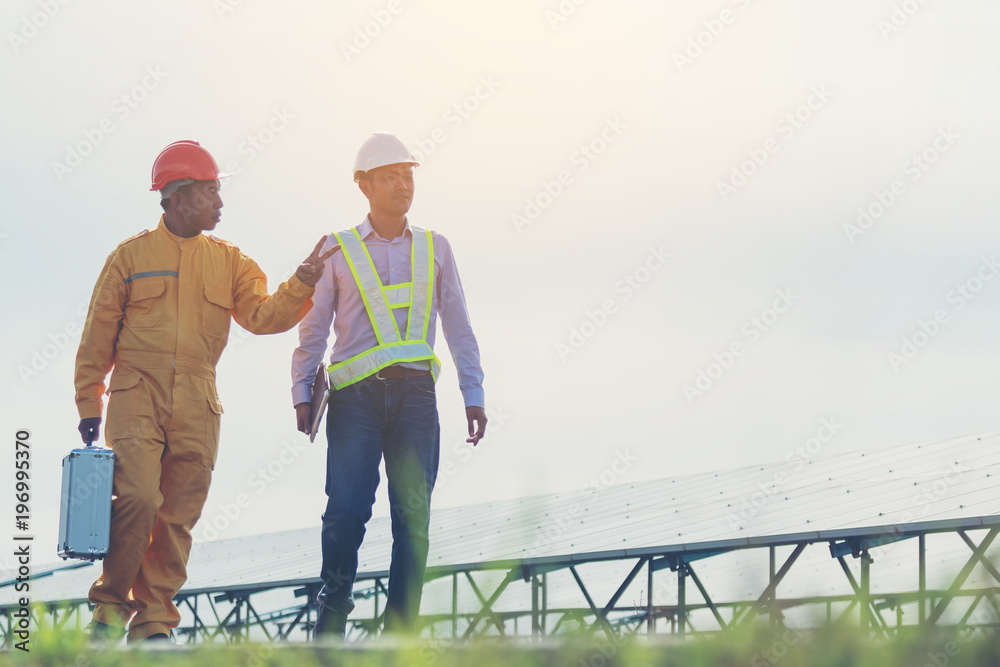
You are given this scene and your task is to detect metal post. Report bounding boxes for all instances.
[531,573,540,638]
[860,552,870,633]
[919,535,926,626]
[677,557,686,638]
[374,578,380,632]
[542,572,548,636]
[452,572,458,638]
[769,545,777,629]
[647,558,654,635]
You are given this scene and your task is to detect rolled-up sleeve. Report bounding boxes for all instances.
[291,235,338,406]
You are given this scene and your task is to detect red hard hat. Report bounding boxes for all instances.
[150,140,229,191]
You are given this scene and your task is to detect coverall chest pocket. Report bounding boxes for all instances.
[202,285,234,341]
[126,278,166,329]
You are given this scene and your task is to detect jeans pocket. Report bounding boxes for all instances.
[411,376,436,396]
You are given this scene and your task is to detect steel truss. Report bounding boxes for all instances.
[4,516,999,646]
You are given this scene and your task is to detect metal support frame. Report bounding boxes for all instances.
[5,517,1000,647]
[927,529,999,625]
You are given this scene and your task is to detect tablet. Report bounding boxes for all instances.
[309,362,330,443]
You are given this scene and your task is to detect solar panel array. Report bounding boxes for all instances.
[5,432,998,627]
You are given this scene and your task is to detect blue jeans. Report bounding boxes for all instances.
[317,373,440,632]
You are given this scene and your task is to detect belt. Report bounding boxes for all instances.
[374,365,432,380]
[115,350,216,381]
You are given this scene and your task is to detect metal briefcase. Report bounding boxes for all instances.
[57,443,115,560]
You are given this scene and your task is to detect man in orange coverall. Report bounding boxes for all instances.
[74,140,336,643]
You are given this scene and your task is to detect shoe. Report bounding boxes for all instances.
[127,631,172,645]
[87,620,125,643]
[314,605,348,640]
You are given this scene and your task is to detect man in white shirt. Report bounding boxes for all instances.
[291,132,487,638]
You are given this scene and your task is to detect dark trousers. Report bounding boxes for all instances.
[317,374,440,632]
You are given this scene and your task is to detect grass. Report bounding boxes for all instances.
[5,622,1000,667]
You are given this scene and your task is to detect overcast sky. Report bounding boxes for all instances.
[3,1,1000,569]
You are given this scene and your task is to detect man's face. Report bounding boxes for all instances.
[174,180,223,234]
[361,163,415,217]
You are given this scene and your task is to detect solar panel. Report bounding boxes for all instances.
[4,432,998,621]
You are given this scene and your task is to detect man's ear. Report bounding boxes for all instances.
[169,190,183,211]
[358,179,373,200]
[171,188,195,216]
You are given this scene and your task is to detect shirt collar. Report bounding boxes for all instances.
[358,215,412,243]
[157,215,204,246]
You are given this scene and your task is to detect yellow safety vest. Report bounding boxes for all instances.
[327,227,440,389]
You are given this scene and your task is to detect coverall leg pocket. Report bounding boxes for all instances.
[104,372,146,442]
[204,394,224,470]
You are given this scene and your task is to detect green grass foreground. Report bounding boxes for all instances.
[5,624,1000,667]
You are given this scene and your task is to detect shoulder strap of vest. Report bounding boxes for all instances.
[334,229,400,344]
[406,229,434,342]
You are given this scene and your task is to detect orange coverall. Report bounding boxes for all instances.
[74,217,314,640]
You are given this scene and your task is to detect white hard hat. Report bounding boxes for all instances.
[353,132,419,182]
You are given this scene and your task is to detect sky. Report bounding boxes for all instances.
[2,0,1000,570]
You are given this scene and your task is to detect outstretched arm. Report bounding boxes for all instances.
[232,238,340,335]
